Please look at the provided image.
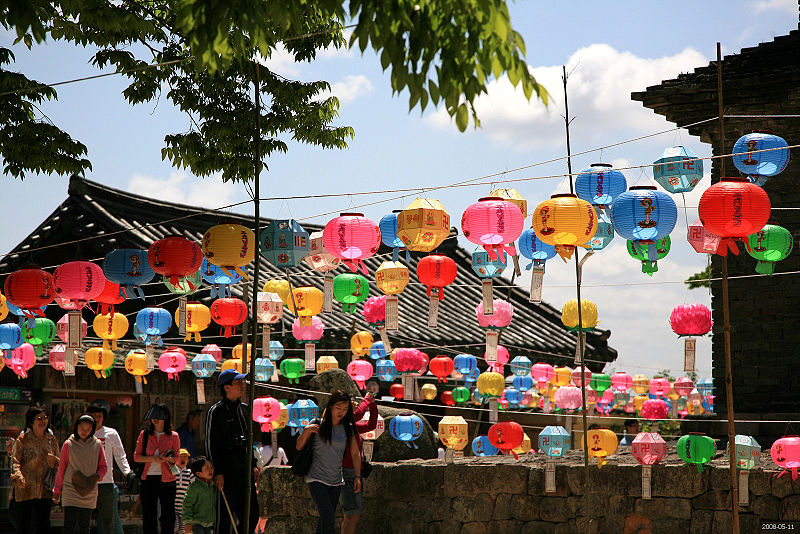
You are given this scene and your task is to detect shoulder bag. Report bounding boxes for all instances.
[127,431,149,493]
[290,434,314,477]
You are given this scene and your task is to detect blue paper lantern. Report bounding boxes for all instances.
[259,219,310,269]
[6,302,47,328]
[732,131,790,177]
[379,212,410,262]
[254,357,275,381]
[653,146,704,194]
[518,229,557,270]
[509,356,532,377]
[268,340,284,361]
[201,258,243,298]
[287,399,318,436]
[589,208,614,251]
[369,341,387,360]
[471,388,484,405]
[576,163,627,206]
[134,307,172,346]
[472,247,506,278]
[454,354,478,375]
[471,435,499,456]
[389,412,423,448]
[103,249,155,300]
[0,323,23,356]
[505,387,523,407]
[464,367,480,385]
[376,359,397,381]
[697,378,713,397]
[538,425,571,458]
[610,186,677,261]
[512,375,533,392]
[191,353,217,378]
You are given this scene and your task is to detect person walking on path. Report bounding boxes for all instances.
[53,414,108,534]
[87,401,131,534]
[182,457,217,534]
[340,393,378,534]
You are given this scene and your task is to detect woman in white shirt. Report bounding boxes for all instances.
[257,431,288,467]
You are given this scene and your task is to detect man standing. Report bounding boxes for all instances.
[619,419,640,446]
[87,401,132,534]
[177,409,203,457]
[205,369,259,534]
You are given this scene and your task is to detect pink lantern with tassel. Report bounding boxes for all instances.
[572,368,592,387]
[611,372,633,392]
[649,378,671,397]
[53,261,106,309]
[531,363,555,389]
[253,396,282,432]
[461,197,524,262]
[484,345,509,373]
[771,436,800,480]
[393,348,426,374]
[347,359,374,390]
[554,384,583,410]
[158,347,187,380]
[8,343,36,378]
[49,344,66,371]
[56,314,88,344]
[322,213,381,275]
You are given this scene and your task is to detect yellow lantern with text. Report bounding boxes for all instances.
[532,194,597,261]
[175,302,211,342]
[553,367,572,387]
[421,383,438,400]
[93,312,129,351]
[202,223,255,279]
[221,358,243,373]
[633,395,648,412]
[293,286,324,327]
[316,355,339,374]
[438,415,469,451]
[125,350,151,384]
[85,347,114,379]
[231,344,252,367]
[396,198,451,252]
[477,371,505,398]
[581,427,618,467]
[0,293,8,321]
[350,331,374,357]
[667,385,681,401]
[512,433,532,455]
[375,261,410,295]
[489,188,528,220]
[273,401,289,431]
[632,374,650,394]
[263,279,295,314]
[561,299,599,332]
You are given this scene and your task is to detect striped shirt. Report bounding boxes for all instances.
[174,467,195,534]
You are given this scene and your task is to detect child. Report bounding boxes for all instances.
[182,457,216,534]
[174,449,194,534]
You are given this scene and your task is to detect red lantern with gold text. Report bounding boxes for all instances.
[429,355,454,383]
[417,255,457,301]
[210,298,248,338]
[488,421,525,459]
[149,236,203,287]
[4,267,55,321]
[698,177,771,256]
[53,261,105,309]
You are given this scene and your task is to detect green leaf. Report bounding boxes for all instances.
[455,103,468,132]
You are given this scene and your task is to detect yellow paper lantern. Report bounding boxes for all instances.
[350,331,374,357]
[375,261,410,295]
[125,350,151,384]
[202,223,255,280]
[175,302,211,342]
[581,427,618,467]
[293,286,324,326]
[231,344,252,366]
[396,198,451,252]
[85,347,114,379]
[489,188,528,220]
[686,402,705,416]
[633,395,648,412]
[0,293,8,321]
[561,299,599,331]
[667,385,681,401]
[537,382,558,397]
[92,313,130,351]
[553,366,572,387]
[632,374,650,394]
[421,383,438,400]
[438,415,469,451]
[263,279,295,313]
[512,433,532,455]
[477,371,505,398]
[273,402,289,431]
[316,355,339,374]
[221,358,243,373]
[532,194,597,261]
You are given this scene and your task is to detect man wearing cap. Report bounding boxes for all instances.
[205,369,259,534]
[87,401,132,534]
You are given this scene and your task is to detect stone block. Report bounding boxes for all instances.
[493,493,513,520]
[460,521,492,534]
[451,494,494,523]
[739,514,761,533]
[529,463,568,497]
[650,518,691,534]
[663,497,692,520]
[692,490,730,510]
[634,497,665,518]
[523,520,564,534]
[439,520,462,534]
[753,494,781,520]
[773,474,795,498]
[711,511,731,534]
[750,470,773,495]
[599,514,626,533]
[510,494,541,521]
[651,464,708,498]
[408,496,451,522]
[781,494,800,521]
[689,510,713,534]
[567,496,584,516]
[371,463,445,500]
[539,496,570,523]
[608,495,635,516]
[444,463,526,497]
[709,467,733,491]
[554,521,579,534]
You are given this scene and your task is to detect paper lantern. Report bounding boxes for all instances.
[687,219,723,255]
[316,355,338,374]
[323,213,381,274]
[287,400,319,435]
[554,384,583,411]
[7,343,35,378]
[389,412,424,448]
[674,377,694,397]
[512,433,532,455]
[531,363,554,389]
[91,279,124,316]
[396,198,451,252]
[52,261,105,309]
[22,317,56,356]
[420,383,437,400]
[746,224,793,274]
[698,177,771,256]
[202,343,223,363]
[471,248,507,278]
[649,378,671,397]
[561,298,598,332]
[389,382,404,399]
[728,434,761,470]
[472,435,499,456]
[532,194,597,261]
[3,267,55,319]
[589,209,615,251]
[771,435,800,480]
[461,197,524,261]
[263,279,295,313]
[610,186,677,264]
[164,271,204,296]
[428,356,454,383]
[439,415,468,451]
[590,373,611,394]
[199,258,242,298]
[572,368,592,387]
[632,374,649,394]
[452,386,471,404]
[489,188,528,220]
[582,428,618,467]
[677,433,716,472]
[221,359,243,374]
[518,229,557,270]
[271,402,289,432]
[292,317,324,344]
[253,396,282,432]
[148,236,203,287]
[103,249,154,300]
[257,292,283,325]
[509,356,532,377]
[361,295,386,327]
[202,223,255,279]
[550,366,570,387]
[368,341,386,361]
[510,375,532,392]
[280,358,305,384]
[49,344,66,371]
[539,426,571,458]
[632,432,667,465]
[56,314,87,345]
[626,236,670,276]
[488,421,524,458]
[124,350,151,383]
[732,131,790,177]
[652,145,704,194]
[697,378,714,397]
[192,353,217,378]
[614,389,632,408]
[82,347,113,378]
[0,293,7,321]
[375,261,410,295]
[304,231,341,272]
[346,359,373,389]
[135,307,172,346]
[91,312,129,351]
[453,354,478,375]
[379,211,409,262]
[174,302,211,342]
[641,399,668,421]
[349,331,373,357]
[292,286,324,326]
[231,344,253,366]
[476,371,505,398]
[417,254,457,300]
[259,219,309,268]
[333,273,369,313]
[210,297,248,338]
[611,372,633,392]
[393,348,426,374]
[476,299,513,330]
[669,304,712,336]
[576,163,627,206]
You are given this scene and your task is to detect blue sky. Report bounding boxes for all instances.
[2,0,797,380]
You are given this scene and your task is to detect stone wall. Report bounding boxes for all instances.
[258,452,800,534]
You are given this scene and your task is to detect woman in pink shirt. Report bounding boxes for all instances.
[133,403,181,534]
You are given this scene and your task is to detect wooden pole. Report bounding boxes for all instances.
[716,41,740,534]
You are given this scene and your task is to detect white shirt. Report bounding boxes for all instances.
[146,432,164,476]
[259,445,288,467]
[95,425,132,484]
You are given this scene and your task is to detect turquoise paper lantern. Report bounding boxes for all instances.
[472,435,499,456]
[509,356,532,377]
[538,425,571,458]
[287,399,318,436]
[589,208,614,251]
[254,357,275,381]
[269,340,284,361]
[369,341,387,360]
[653,145,703,194]
[472,247,506,278]
[728,434,761,470]
[191,353,216,378]
[376,359,398,381]
[134,307,172,346]
[201,258,243,298]
[103,248,155,300]
[259,219,310,269]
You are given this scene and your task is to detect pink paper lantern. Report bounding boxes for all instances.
[669,303,713,336]
[322,213,381,275]
[292,316,325,342]
[8,343,36,378]
[394,348,427,374]
[585,386,598,404]
[771,436,800,480]
[461,197,524,262]
[56,314,88,344]
[641,398,668,420]
[554,384,583,410]
[201,344,223,363]
[347,359,374,389]
[55,297,81,310]
[632,432,667,465]
[674,376,694,397]
[572,368,592,387]
[601,388,615,402]
[531,363,555,389]
[649,378,671,397]
[361,295,386,326]
[158,348,187,380]
[687,218,722,254]
[49,344,66,371]
[475,299,514,330]
[484,345,509,373]
[623,399,636,413]
[53,261,106,308]
[611,372,633,392]
[253,396,282,432]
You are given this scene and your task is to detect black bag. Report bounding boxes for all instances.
[361,458,372,479]
[290,434,314,477]
[127,431,149,492]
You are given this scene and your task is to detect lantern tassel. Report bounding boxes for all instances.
[554,245,575,262]
[755,260,775,275]
[95,371,102,379]
[717,238,740,256]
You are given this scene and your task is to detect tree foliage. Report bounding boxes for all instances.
[1,0,547,181]
[685,265,712,290]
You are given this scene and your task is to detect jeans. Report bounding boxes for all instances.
[12,497,52,534]
[63,506,92,534]
[96,483,122,534]
[307,482,342,534]
[192,526,214,534]
[140,476,176,534]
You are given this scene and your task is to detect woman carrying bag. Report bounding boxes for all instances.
[340,392,378,534]
[296,391,362,534]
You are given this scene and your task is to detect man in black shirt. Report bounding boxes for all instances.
[205,369,259,533]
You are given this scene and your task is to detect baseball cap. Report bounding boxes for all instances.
[179,448,190,457]
[218,369,247,387]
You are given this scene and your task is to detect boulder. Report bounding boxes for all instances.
[371,405,438,462]
[309,368,360,410]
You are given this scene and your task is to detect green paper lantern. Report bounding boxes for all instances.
[676,433,716,473]
[746,224,793,275]
[333,273,369,313]
[22,317,56,356]
[279,358,305,384]
[590,373,611,394]
[452,386,471,404]
[627,236,670,276]
[164,270,203,295]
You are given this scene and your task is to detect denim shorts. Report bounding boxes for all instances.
[339,467,362,516]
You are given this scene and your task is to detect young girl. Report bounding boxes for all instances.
[53,414,108,534]
[296,391,362,534]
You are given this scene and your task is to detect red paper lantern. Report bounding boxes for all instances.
[698,177,771,255]
[641,398,669,420]
[488,421,525,459]
[417,254,457,301]
[4,267,55,317]
[428,355,454,383]
[389,383,404,400]
[149,236,203,287]
[210,297,248,338]
[461,197,524,262]
[322,213,381,274]
[440,391,455,406]
[53,261,105,308]
[94,279,124,316]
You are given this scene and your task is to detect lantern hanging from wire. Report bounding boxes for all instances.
[611,372,633,392]
[572,368,592,387]
[728,434,761,471]
[92,312,129,351]
[361,295,386,328]
[192,353,217,378]
[53,261,106,309]
[323,213,381,274]
[135,307,172,346]
[417,254,457,300]
[582,427,618,467]
[0,293,7,322]
[3,267,55,323]
[210,297,248,338]
[376,359,398,381]
[350,331,373,357]
[471,247,507,278]
[488,421,525,459]
[346,359,374,390]
[610,186,677,264]
[379,211,410,262]
[389,412,424,448]
[157,347,187,381]
[315,355,338,374]
[687,218,723,255]
[532,194,598,261]
[670,303,712,371]
[539,425,571,458]
[461,197,524,262]
[85,347,116,379]
[452,386,471,404]
[303,231,341,273]
[333,273,369,314]
[292,286,324,327]
[653,146,704,194]
[260,219,309,269]
[292,316,325,363]
[7,343,36,379]
[175,302,211,342]
[554,384,583,411]
[576,163,628,207]
[472,435,499,457]
[489,188,528,219]
[49,344,66,371]
[94,280,125,316]
[148,236,203,288]
[745,224,793,275]
[393,348,426,375]
[202,223,255,280]
[263,278,295,313]
[590,209,615,251]
[22,317,56,356]
[632,432,667,465]
[475,299,513,331]
[257,291,283,325]
[561,298,598,332]
[626,236,670,276]
[253,397,282,432]
[125,350,151,384]
[698,177,771,256]
[102,249,154,300]
[429,355,454,383]
[509,355,532,377]
[396,198,451,253]
[453,353,477,376]
[287,399,318,435]
[677,433,716,473]
[732,130,790,178]
[164,270,204,296]
[375,261,410,296]
[476,371,505,399]
[518,229,557,270]
[770,435,800,480]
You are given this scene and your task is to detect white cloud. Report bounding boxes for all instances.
[258,45,303,78]
[325,74,374,105]
[127,172,240,210]
[753,0,797,14]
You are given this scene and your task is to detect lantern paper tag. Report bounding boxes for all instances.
[684,337,696,372]
[739,470,749,506]
[529,267,544,303]
[323,274,334,313]
[262,326,270,355]
[135,379,143,395]
[67,311,82,349]
[385,296,399,331]
[402,374,414,401]
[305,344,316,370]
[574,334,584,365]
[196,379,206,405]
[270,430,279,459]
[542,396,551,414]
[512,254,522,277]
[428,294,440,328]
[270,366,279,383]
[454,451,464,458]
[642,465,652,500]
[362,441,374,462]
[178,296,187,337]
[64,349,76,376]
[485,332,499,362]
[545,460,556,493]
[489,398,498,423]
[146,345,155,370]
[444,449,454,464]
[481,280,494,315]
[378,326,392,353]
